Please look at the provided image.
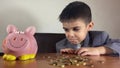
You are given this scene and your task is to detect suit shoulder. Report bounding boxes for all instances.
[89,31,109,45]
[89,31,109,38]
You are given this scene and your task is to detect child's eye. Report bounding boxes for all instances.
[73,28,80,31]
[63,28,69,32]
[64,29,69,32]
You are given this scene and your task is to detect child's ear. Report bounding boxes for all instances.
[87,22,94,30]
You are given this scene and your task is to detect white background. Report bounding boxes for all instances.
[0,0,120,52]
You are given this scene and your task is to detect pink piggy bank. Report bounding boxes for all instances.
[2,25,38,60]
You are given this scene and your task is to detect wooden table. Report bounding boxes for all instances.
[0,53,120,68]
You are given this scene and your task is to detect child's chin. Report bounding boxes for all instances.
[70,41,79,45]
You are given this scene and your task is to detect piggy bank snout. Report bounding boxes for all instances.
[7,35,29,51]
[12,36,26,43]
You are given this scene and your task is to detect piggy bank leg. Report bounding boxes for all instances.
[19,54,36,60]
[29,54,36,59]
[3,54,16,60]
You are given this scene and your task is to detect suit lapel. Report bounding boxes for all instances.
[82,32,90,47]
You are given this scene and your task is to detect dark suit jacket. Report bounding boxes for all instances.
[56,31,120,56]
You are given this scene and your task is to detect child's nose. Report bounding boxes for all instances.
[67,31,74,37]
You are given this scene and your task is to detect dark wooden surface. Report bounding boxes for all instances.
[0,53,120,68]
[34,33,65,53]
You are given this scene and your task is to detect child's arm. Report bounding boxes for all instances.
[76,31,120,56]
[56,42,75,54]
[60,48,75,54]
[75,46,113,56]
[56,39,76,53]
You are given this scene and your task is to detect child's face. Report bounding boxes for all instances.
[62,19,94,44]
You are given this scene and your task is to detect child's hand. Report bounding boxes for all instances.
[60,48,75,54]
[75,47,100,56]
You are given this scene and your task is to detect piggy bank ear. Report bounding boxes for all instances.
[25,26,36,35]
[7,25,17,33]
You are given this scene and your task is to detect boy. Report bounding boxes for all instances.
[56,1,120,56]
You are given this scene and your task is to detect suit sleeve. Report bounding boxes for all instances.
[103,32,120,56]
[105,39,120,56]
[56,39,67,53]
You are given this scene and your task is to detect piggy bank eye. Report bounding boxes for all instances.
[21,38,23,41]
[13,37,16,40]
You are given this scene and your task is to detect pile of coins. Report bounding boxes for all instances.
[48,55,94,68]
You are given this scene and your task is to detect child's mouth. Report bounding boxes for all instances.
[69,39,77,41]
[69,39,78,44]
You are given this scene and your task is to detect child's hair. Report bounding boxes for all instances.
[59,1,92,24]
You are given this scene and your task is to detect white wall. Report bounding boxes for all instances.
[0,0,120,52]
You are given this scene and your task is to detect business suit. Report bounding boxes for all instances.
[56,31,120,56]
